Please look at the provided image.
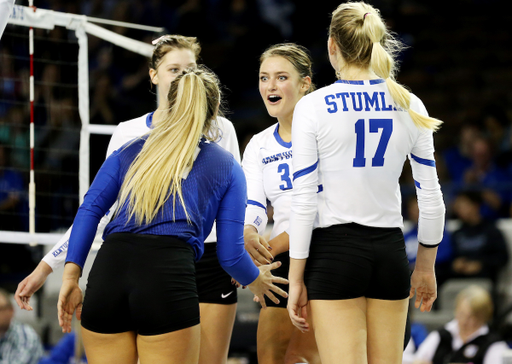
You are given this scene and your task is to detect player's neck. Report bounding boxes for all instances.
[152,108,167,126]
[337,66,378,81]
[278,117,292,143]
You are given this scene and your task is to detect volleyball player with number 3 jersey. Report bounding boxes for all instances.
[243,44,319,364]
[287,3,446,364]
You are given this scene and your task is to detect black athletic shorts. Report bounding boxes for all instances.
[81,233,199,336]
[196,243,237,305]
[305,223,410,301]
[263,251,289,309]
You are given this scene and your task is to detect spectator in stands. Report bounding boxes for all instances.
[0,288,43,364]
[442,123,480,184]
[413,285,509,364]
[482,104,511,154]
[449,190,509,288]
[463,137,510,219]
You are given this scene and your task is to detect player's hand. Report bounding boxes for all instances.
[287,280,309,332]
[409,269,437,312]
[244,226,273,265]
[15,261,53,311]
[248,261,288,309]
[58,279,83,333]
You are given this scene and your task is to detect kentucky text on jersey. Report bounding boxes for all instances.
[52,241,69,257]
[324,91,404,114]
[262,151,293,165]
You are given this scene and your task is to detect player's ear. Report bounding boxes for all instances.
[301,76,312,93]
[149,68,158,85]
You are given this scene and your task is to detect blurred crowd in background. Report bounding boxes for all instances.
[1,0,512,359]
[1,0,511,227]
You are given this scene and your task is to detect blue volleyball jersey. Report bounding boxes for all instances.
[66,137,259,285]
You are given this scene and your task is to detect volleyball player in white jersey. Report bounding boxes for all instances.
[243,43,319,364]
[287,3,446,364]
[0,0,15,39]
[15,35,240,364]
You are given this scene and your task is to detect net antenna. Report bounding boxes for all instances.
[5,5,163,245]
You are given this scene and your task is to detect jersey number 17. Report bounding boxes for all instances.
[353,118,393,167]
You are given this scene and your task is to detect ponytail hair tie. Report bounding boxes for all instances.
[363,12,371,20]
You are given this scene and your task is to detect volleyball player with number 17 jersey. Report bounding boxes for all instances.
[287,3,445,363]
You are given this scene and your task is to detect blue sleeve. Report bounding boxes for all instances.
[66,152,122,269]
[216,161,260,286]
[411,322,429,348]
[38,333,75,364]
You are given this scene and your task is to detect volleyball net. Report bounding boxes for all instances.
[1,5,162,246]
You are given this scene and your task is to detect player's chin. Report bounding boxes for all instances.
[264,104,280,118]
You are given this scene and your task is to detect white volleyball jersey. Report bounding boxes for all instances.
[43,113,240,269]
[289,79,445,259]
[0,0,15,40]
[242,123,296,240]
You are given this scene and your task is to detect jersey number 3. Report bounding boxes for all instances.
[353,118,393,167]
[278,163,293,190]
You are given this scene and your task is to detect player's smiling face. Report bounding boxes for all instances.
[150,48,197,105]
[259,56,307,120]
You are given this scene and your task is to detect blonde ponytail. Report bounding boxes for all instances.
[117,67,221,225]
[330,1,443,131]
[373,42,443,131]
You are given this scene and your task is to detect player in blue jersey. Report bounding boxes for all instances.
[16,35,243,364]
[242,43,320,364]
[287,2,446,364]
[57,66,288,364]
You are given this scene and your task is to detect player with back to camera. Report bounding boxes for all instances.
[16,35,245,364]
[242,43,320,364]
[287,2,446,364]
[57,65,287,364]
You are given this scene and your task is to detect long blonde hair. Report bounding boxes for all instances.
[329,2,442,131]
[117,66,221,225]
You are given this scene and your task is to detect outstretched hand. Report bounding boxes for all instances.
[58,279,83,333]
[248,261,288,309]
[409,269,437,312]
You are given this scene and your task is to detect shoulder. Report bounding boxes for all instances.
[200,139,235,162]
[248,123,278,145]
[113,135,147,160]
[216,116,235,131]
[298,84,335,105]
[116,113,151,132]
[197,140,240,179]
[107,113,151,157]
[294,83,339,115]
[409,92,429,115]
